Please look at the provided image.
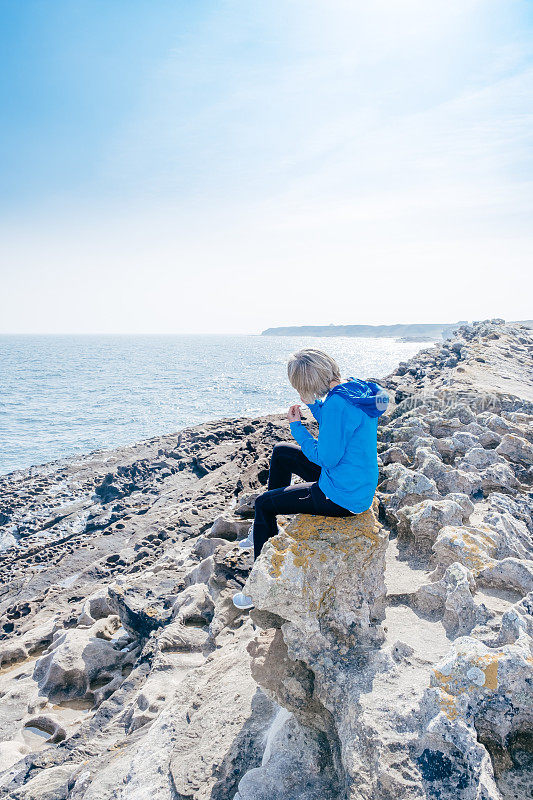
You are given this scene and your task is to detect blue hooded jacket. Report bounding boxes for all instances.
[326,377,389,418]
[289,378,389,513]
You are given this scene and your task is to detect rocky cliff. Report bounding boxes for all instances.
[0,319,532,800]
[260,322,463,338]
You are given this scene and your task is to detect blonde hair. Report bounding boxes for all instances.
[287,348,341,404]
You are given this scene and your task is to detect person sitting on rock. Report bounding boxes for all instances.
[233,348,389,610]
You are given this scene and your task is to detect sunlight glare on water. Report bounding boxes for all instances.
[0,334,431,474]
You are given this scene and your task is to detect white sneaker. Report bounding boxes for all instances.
[238,525,254,549]
[233,592,254,610]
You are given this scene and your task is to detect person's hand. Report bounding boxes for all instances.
[287,404,302,423]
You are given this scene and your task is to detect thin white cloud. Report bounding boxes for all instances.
[1,0,532,332]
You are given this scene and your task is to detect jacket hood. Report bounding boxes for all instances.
[326,377,389,418]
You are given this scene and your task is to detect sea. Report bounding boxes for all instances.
[0,334,431,476]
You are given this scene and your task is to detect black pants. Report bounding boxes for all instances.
[252,442,356,560]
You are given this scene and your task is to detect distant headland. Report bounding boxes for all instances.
[261,321,533,339]
[261,322,467,339]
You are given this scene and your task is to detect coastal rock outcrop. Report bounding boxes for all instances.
[0,319,532,799]
[244,500,387,658]
[236,504,393,799]
[32,617,124,700]
[234,321,533,800]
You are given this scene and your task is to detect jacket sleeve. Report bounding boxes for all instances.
[289,396,362,469]
[306,399,323,424]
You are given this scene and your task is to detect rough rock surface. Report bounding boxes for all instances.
[0,319,532,799]
[244,501,387,658]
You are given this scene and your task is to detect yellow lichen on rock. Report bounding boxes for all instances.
[246,497,388,651]
[269,535,292,579]
[264,503,384,620]
[268,503,382,579]
[432,647,507,720]
[481,658,499,692]
[445,526,498,574]
[438,691,459,721]
[470,651,505,692]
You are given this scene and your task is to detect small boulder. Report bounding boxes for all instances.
[244,502,388,660]
[33,620,123,700]
[207,515,252,541]
[396,498,467,550]
[477,558,533,596]
[496,433,533,465]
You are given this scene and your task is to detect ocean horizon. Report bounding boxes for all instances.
[0,333,430,476]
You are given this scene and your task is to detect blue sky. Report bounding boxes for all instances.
[1,0,532,333]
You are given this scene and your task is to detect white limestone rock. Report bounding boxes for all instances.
[244,503,388,660]
[449,431,483,455]
[423,633,533,784]
[432,525,499,575]
[234,714,339,800]
[472,493,532,560]
[396,498,468,550]
[414,448,483,496]
[494,591,533,648]
[32,618,123,700]
[171,582,215,625]
[378,463,439,524]
[477,557,533,596]
[426,414,464,438]
[496,433,533,465]
[380,445,410,466]
[455,447,506,471]
[77,587,113,627]
[9,763,82,800]
[414,562,489,635]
